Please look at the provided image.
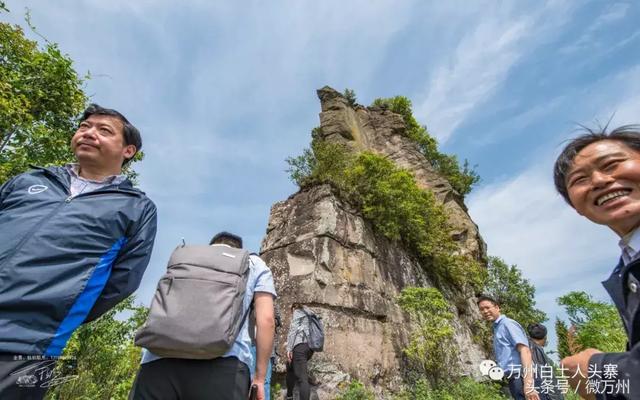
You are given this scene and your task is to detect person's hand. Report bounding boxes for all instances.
[287,351,292,363]
[251,380,265,400]
[561,348,602,400]
[524,388,540,400]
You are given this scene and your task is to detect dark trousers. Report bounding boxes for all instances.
[508,375,526,400]
[286,343,313,400]
[129,356,250,400]
[0,358,54,400]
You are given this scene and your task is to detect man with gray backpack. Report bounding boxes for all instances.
[285,305,324,400]
[130,232,276,400]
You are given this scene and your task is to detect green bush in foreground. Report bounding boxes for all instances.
[395,378,507,400]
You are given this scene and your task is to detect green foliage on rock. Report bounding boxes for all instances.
[286,140,485,289]
[0,20,86,183]
[343,88,358,107]
[556,291,626,354]
[398,287,457,384]
[336,380,375,400]
[483,256,547,328]
[395,378,507,400]
[371,96,480,196]
[46,297,148,400]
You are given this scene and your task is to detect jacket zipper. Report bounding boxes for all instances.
[0,171,139,272]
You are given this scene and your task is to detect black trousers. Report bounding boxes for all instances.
[129,356,250,400]
[286,343,313,400]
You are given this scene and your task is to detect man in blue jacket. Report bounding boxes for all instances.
[0,104,157,399]
[554,125,640,399]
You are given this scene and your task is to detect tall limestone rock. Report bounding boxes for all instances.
[261,87,488,398]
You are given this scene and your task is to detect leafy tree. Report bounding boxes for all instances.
[556,291,626,354]
[371,96,480,196]
[0,19,86,183]
[398,287,457,384]
[46,297,148,400]
[483,256,547,328]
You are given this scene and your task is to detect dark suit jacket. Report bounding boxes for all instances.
[590,258,640,399]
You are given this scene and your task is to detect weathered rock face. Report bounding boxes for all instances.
[261,87,489,398]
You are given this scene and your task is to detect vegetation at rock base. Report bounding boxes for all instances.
[394,377,507,400]
[371,96,480,196]
[556,291,626,355]
[398,287,457,385]
[0,14,141,184]
[46,297,148,400]
[286,140,486,290]
[336,380,375,400]
[482,256,547,328]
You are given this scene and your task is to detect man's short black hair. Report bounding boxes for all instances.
[553,125,640,206]
[527,323,547,340]
[209,231,243,248]
[476,295,499,306]
[80,103,142,166]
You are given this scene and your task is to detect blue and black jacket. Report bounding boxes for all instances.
[0,166,157,357]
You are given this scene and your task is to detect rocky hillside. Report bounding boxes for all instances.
[260,87,489,398]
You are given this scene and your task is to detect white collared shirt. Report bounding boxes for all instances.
[618,227,640,266]
[65,163,126,197]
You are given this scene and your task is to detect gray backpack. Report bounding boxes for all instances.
[134,244,251,359]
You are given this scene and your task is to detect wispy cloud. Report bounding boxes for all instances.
[414,1,574,143]
[559,2,631,54]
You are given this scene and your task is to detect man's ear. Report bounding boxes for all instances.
[123,144,137,161]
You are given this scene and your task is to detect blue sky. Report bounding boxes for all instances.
[4,1,640,355]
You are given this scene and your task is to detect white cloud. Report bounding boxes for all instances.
[414,1,574,143]
[559,2,631,54]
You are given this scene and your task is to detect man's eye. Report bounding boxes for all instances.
[570,176,587,186]
[603,160,621,171]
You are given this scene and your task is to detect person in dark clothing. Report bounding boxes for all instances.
[554,125,640,399]
[527,323,564,400]
[0,104,157,400]
[286,305,314,400]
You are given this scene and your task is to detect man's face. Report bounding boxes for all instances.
[566,140,640,236]
[71,114,136,171]
[478,300,500,322]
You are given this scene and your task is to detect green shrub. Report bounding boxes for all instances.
[336,380,375,400]
[557,291,626,354]
[286,142,485,290]
[398,288,456,383]
[395,378,507,400]
[371,96,480,196]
